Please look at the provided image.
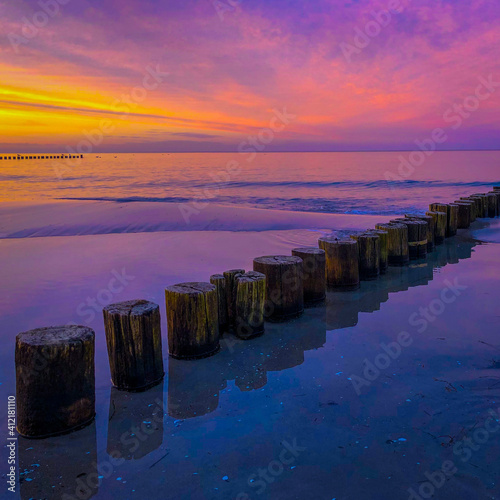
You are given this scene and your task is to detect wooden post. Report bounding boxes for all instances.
[223,269,245,331]
[471,194,488,218]
[364,229,389,273]
[430,203,457,237]
[375,223,409,265]
[103,300,164,391]
[490,191,500,215]
[253,256,304,320]
[350,233,380,279]
[457,199,477,222]
[425,211,446,245]
[165,282,220,359]
[448,204,459,235]
[16,326,95,438]
[453,202,472,228]
[318,237,360,288]
[234,271,266,339]
[291,247,326,303]
[464,196,483,219]
[210,274,228,332]
[487,193,498,217]
[392,218,427,258]
[405,215,435,251]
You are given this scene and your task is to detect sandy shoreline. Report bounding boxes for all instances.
[0,200,499,499]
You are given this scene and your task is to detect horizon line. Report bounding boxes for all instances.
[1,148,500,155]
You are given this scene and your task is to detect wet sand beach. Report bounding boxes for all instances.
[0,199,499,499]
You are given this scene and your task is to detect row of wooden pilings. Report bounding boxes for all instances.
[0,154,83,160]
[15,186,500,438]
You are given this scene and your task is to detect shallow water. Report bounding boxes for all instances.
[1,151,499,214]
[1,150,499,498]
[0,216,499,499]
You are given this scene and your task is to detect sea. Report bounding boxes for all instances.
[1,150,499,213]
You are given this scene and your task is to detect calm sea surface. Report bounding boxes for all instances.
[1,151,499,214]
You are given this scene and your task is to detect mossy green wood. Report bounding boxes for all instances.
[392,219,427,259]
[429,203,457,237]
[405,215,435,251]
[165,282,220,359]
[234,271,266,339]
[103,300,164,391]
[15,325,95,438]
[318,237,360,288]
[375,223,409,265]
[425,211,446,244]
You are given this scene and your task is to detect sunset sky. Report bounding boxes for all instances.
[1,0,499,153]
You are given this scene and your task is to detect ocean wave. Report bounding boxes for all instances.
[146,179,496,190]
[57,195,423,216]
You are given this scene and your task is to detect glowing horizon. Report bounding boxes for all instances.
[1,0,499,153]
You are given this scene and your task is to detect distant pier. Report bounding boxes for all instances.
[0,154,83,160]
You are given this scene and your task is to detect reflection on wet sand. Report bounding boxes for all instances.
[19,422,98,500]
[107,384,164,461]
[326,231,480,329]
[16,224,488,498]
[167,227,484,419]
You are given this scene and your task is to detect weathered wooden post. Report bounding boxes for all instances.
[253,256,304,320]
[103,300,164,391]
[425,211,446,244]
[490,191,500,215]
[375,223,409,265]
[487,193,498,218]
[464,196,483,218]
[405,215,435,251]
[16,326,95,438]
[210,274,228,332]
[471,194,488,218]
[430,203,457,237]
[318,237,360,289]
[457,199,477,222]
[234,271,266,339]
[291,248,326,303]
[223,269,245,331]
[350,233,380,279]
[392,219,427,259]
[453,202,472,228]
[165,283,220,359]
[364,229,389,273]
